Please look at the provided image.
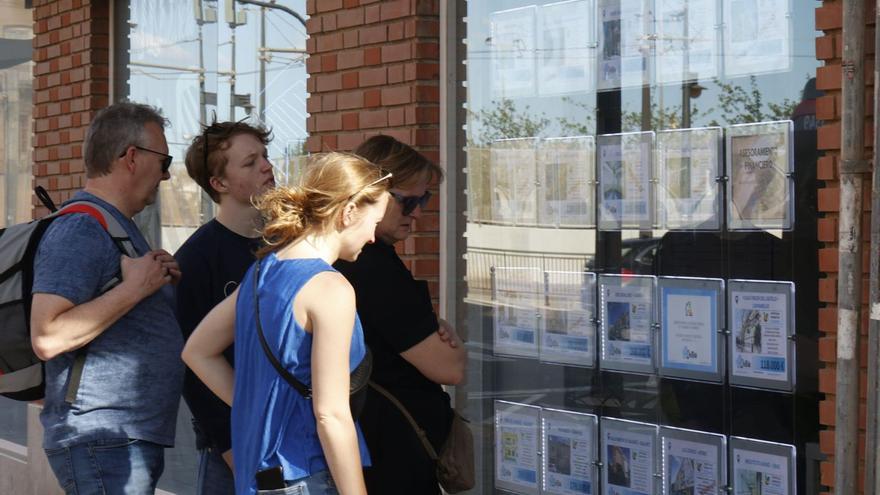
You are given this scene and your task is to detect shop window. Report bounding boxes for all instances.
[459,1,822,493]
[0,3,34,448]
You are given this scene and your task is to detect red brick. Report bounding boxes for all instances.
[338,7,363,28]
[819,248,839,272]
[818,187,840,212]
[820,276,838,303]
[364,89,381,107]
[342,112,359,130]
[315,113,341,132]
[364,4,380,24]
[816,95,837,120]
[338,90,364,110]
[382,86,411,105]
[388,65,404,84]
[817,64,841,91]
[360,25,387,45]
[816,4,842,31]
[816,35,836,61]
[388,107,405,126]
[380,0,411,21]
[322,12,338,31]
[316,32,343,53]
[322,135,338,152]
[315,73,342,92]
[338,49,364,70]
[337,132,365,151]
[342,72,359,89]
[316,0,343,13]
[322,93,337,112]
[321,54,337,72]
[359,67,387,87]
[388,21,405,41]
[818,217,837,242]
[382,42,411,63]
[415,42,439,59]
[817,123,840,150]
[364,47,381,65]
[306,56,321,73]
[411,259,439,277]
[818,155,837,180]
[414,85,439,102]
[359,109,387,129]
[343,30,359,48]
[819,336,836,362]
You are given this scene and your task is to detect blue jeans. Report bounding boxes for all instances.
[196,448,235,495]
[257,470,338,495]
[45,438,164,495]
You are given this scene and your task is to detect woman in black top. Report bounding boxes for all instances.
[335,135,467,494]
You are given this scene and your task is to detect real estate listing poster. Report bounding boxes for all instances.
[541,271,597,367]
[657,127,722,230]
[655,0,720,84]
[490,138,539,225]
[598,0,652,90]
[728,280,795,391]
[494,267,542,359]
[600,274,656,374]
[723,0,791,77]
[539,0,597,96]
[491,6,538,98]
[538,136,596,227]
[660,427,726,495]
[730,437,796,495]
[658,277,725,382]
[727,121,793,231]
[542,409,599,495]
[598,132,655,230]
[496,401,543,495]
[601,418,658,495]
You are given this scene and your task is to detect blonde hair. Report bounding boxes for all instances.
[255,152,389,257]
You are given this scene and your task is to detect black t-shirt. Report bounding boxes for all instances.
[174,219,260,451]
[335,241,452,493]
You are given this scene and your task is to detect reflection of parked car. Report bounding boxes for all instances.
[620,238,660,275]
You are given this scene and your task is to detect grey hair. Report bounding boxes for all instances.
[83,102,168,177]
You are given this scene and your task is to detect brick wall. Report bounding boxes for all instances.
[303,0,442,301]
[32,0,110,219]
[814,2,876,493]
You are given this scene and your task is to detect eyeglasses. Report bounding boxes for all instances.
[347,171,393,202]
[120,146,173,174]
[390,190,431,216]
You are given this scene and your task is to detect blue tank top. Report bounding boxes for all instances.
[231,254,370,495]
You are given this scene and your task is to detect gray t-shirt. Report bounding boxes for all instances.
[33,191,184,449]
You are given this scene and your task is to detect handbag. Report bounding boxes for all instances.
[369,381,475,493]
[253,260,372,418]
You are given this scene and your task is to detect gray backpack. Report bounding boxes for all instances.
[0,188,136,401]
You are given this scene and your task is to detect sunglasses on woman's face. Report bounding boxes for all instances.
[390,190,431,216]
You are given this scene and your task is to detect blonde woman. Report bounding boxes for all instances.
[182,152,390,495]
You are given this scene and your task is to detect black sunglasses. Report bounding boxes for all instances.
[390,190,431,216]
[120,146,173,174]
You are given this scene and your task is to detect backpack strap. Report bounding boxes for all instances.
[53,200,139,404]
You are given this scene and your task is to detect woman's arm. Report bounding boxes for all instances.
[181,288,238,406]
[305,272,367,495]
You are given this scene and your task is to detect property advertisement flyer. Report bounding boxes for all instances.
[598,132,654,229]
[543,410,597,495]
[657,127,721,230]
[542,271,597,366]
[601,278,654,368]
[491,6,537,98]
[655,0,720,84]
[661,286,717,374]
[730,288,790,383]
[603,425,656,495]
[728,123,792,230]
[598,0,651,90]
[539,136,595,227]
[723,0,791,77]
[496,402,541,493]
[663,436,720,495]
[490,138,538,225]
[732,447,791,495]
[539,0,597,96]
[494,267,542,358]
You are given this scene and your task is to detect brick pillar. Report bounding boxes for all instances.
[32,0,110,219]
[814,2,876,493]
[304,0,442,301]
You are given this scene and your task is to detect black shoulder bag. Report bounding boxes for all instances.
[253,260,372,418]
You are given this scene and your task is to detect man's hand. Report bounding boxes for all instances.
[152,249,182,285]
[119,250,173,299]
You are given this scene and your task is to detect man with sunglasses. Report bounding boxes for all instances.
[31,102,184,494]
[174,119,275,495]
[335,135,467,494]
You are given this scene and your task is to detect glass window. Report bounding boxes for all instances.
[121,2,308,492]
[0,0,34,448]
[459,1,822,493]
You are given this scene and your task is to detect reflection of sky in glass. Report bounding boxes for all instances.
[128,0,307,168]
[466,0,820,142]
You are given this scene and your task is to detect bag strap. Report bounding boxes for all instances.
[368,381,439,461]
[53,200,138,404]
[253,259,312,399]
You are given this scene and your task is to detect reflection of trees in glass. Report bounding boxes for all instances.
[469,76,805,144]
